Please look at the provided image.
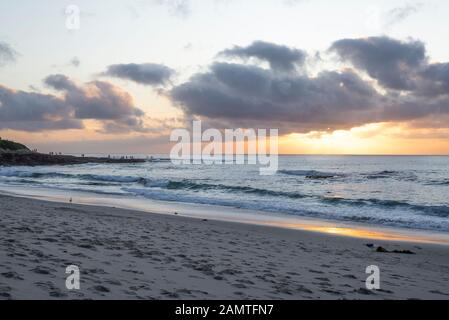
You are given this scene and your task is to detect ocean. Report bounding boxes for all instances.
[1,155,449,233]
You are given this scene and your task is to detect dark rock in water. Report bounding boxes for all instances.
[366,243,374,248]
[392,249,415,255]
[0,152,145,166]
[376,246,415,254]
[306,175,335,179]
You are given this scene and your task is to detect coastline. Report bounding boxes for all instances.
[1,185,449,245]
[1,193,449,299]
[0,151,145,166]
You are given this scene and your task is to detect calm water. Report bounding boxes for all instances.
[1,155,449,232]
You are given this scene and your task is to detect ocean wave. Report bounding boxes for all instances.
[279,170,343,179]
[322,196,449,218]
[0,169,77,179]
[54,187,126,196]
[363,170,417,181]
[279,169,419,182]
[120,187,449,231]
[363,170,399,179]
[138,178,307,199]
[0,169,144,184]
[425,180,449,186]
[0,168,57,178]
[147,158,172,163]
[121,187,241,207]
[0,169,306,199]
[78,174,144,183]
[160,180,307,199]
[16,179,44,184]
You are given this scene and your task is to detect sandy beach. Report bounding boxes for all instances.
[0,194,448,300]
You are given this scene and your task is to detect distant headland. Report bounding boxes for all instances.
[0,138,144,166]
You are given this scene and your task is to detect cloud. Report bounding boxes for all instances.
[0,75,150,132]
[283,0,307,6]
[155,0,190,17]
[4,36,449,138]
[44,74,148,132]
[170,62,385,133]
[170,37,449,134]
[330,36,426,90]
[219,41,307,72]
[102,63,174,86]
[418,62,449,96]
[44,74,78,91]
[127,0,191,19]
[385,3,423,27]
[70,56,81,67]
[330,36,449,97]
[0,42,18,66]
[0,85,83,132]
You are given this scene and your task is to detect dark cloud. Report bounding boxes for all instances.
[44,74,147,132]
[0,75,148,132]
[330,37,426,90]
[219,41,307,72]
[102,63,174,86]
[418,63,449,96]
[170,62,386,133]
[0,85,83,132]
[170,37,449,134]
[330,36,449,97]
[44,74,78,91]
[4,36,449,137]
[0,42,18,66]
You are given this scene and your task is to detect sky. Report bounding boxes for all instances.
[1,0,449,154]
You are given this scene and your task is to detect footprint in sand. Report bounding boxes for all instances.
[91,285,110,293]
[0,285,12,298]
[1,271,24,280]
[309,269,325,274]
[31,266,55,275]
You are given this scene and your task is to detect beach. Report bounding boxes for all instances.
[1,194,448,300]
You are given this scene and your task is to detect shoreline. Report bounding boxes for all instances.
[1,185,449,245]
[1,193,449,299]
[0,151,145,166]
